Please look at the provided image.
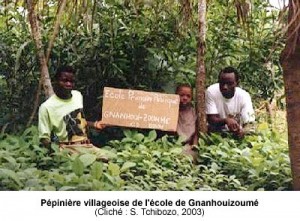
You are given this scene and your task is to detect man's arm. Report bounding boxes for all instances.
[38,105,52,149]
[207,114,226,126]
[87,120,107,130]
[207,114,240,132]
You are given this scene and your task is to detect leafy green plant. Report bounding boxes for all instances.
[198,123,291,190]
[0,125,292,191]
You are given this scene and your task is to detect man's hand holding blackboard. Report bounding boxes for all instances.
[93,120,107,130]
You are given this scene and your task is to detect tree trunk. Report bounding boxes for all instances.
[196,0,207,134]
[45,0,67,61]
[280,0,300,190]
[27,0,54,97]
[27,0,67,126]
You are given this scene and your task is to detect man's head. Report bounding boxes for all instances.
[176,83,193,108]
[54,66,75,98]
[218,66,239,99]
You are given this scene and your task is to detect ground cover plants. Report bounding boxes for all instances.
[0,121,292,191]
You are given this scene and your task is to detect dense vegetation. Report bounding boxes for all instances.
[0,121,291,190]
[0,0,285,130]
[0,0,291,190]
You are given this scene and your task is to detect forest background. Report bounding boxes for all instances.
[0,0,295,191]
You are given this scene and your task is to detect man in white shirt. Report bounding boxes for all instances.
[205,67,255,138]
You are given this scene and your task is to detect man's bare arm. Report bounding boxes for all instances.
[207,114,240,132]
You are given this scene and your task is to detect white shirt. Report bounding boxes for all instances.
[205,83,255,126]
